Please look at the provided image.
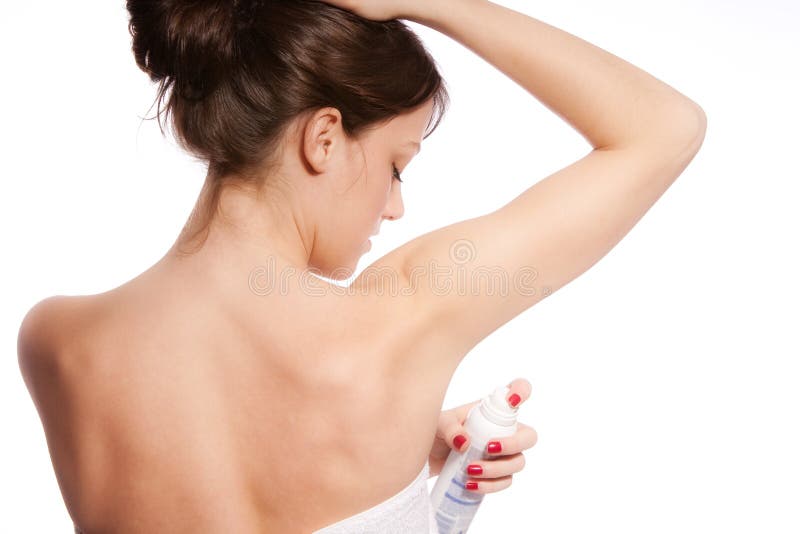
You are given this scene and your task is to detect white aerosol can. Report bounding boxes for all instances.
[430,385,519,533]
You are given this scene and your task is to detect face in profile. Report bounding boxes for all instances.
[308,98,435,280]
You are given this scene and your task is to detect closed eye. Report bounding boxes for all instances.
[392,164,403,183]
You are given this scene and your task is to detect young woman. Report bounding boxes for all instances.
[17,0,705,532]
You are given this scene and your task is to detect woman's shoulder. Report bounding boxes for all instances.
[17,288,144,384]
[18,294,92,371]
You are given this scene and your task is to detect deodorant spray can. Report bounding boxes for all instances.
[430,385,519,533]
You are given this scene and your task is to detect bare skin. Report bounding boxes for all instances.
[20,86,536,534]
[22,278,534,533]
[19,0,705,532]
[21,263,462,533]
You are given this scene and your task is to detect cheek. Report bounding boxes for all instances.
[360,184,387,229]
[370,173,391,207]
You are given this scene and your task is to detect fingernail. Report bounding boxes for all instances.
[466,481,479,491]
[453,434,467,450]
[467,464,483,475]
[508,393,521,407]
[487,441,502,454]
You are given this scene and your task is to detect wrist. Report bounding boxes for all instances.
[404,0,462,31]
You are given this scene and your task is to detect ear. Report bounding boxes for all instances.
[302,107,344,174]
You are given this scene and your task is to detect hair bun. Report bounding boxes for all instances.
[127,0,244,101]
[233,0,268,33]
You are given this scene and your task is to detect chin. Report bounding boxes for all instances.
[308,246,366,282]
[311,260,357,282]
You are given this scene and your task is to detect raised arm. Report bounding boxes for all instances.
[409,0,705,148]
[354,0,706,365]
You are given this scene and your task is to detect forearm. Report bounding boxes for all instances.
[407,0,705,150]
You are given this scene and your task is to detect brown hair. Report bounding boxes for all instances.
[126,0,450,252]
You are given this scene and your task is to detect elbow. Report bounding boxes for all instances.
[639,101,708,156]
[666,99,707,145]
[660,102,708,174]
[695,105,707,146]
[681,103,707,157]
[683,100,707,145]
[606,99,707,154]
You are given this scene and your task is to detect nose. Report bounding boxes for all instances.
[383,182,404,221]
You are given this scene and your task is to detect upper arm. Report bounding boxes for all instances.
[17,296,107,530]
[354,119,705,362]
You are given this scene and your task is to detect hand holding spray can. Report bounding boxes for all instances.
[430,385,520,533]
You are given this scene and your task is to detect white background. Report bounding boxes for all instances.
[2,0,799,532]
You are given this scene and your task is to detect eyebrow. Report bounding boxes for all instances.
[405,141,421,155]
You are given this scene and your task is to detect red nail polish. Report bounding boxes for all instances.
[467,464,483,475]
[487,441,502,454]
[508,393,521,407]
[466,481,479,491]
[453,434,467,450]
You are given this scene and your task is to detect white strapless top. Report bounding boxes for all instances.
[312,461,437,533]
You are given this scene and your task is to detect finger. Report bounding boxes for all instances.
[437,408,472,453]
[506,377,532,409]
[464,474,514,495]
[464,452,526,480]
[484,423,539,457]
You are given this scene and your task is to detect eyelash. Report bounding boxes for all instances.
[392,164,403,183]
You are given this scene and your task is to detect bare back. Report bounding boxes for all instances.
[20,265,459,533]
